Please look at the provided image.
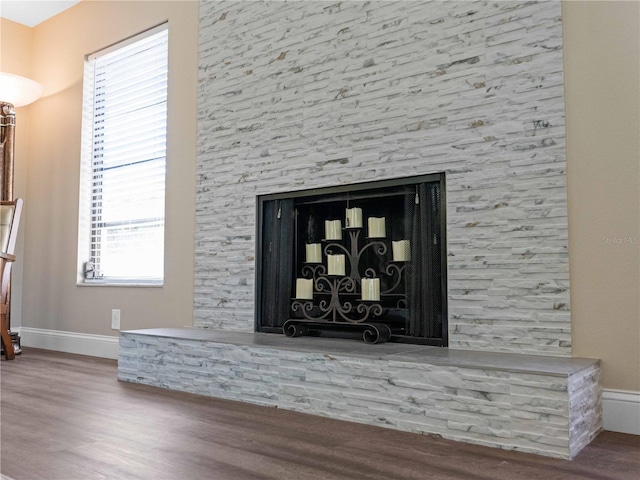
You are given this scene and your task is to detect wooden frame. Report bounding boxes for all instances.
[0,198,23,360]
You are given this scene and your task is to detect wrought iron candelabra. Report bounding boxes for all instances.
[286,221,409,344]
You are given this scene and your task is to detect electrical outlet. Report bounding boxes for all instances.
[111,309,121,330]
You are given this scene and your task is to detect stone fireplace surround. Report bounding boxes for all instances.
[193,0,572,357]
[119,0,602,461]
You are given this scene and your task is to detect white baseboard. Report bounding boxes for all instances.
[602,390,640,435]
[17,327,119,360]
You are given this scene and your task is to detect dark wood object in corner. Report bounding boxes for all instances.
[0,198,22,360]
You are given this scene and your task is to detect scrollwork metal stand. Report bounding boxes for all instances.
[285,225,407,344]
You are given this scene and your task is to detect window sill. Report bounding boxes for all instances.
[77,281,163,288]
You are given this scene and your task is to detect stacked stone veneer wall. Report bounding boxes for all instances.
[119,331,601,459]
[196,1,570,356]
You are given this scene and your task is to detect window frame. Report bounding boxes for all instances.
[77,23,169,287]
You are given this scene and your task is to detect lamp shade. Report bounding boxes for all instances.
[0,72,44,107]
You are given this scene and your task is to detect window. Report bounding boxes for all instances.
[79,24,168,285]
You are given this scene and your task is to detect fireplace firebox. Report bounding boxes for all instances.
[256,174,447,345]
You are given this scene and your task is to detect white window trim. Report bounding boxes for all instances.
[77,23,169,286]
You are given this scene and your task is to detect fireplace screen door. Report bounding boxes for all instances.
[256,174,447,345]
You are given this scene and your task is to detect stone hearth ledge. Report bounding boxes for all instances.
[118,328,601,460]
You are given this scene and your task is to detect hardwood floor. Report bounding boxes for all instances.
[1,349,638,480]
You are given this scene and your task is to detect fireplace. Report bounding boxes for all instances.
[255,174,447,345]
[123,3,602,459]
[194,0,572,358]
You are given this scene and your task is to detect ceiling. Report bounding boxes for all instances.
[1,1,81,28]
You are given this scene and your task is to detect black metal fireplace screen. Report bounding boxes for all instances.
[256,173,447,345]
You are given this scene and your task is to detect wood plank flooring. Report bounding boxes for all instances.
[1,348,638,480]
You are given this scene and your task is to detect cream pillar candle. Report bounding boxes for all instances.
[295,278,314,300]
[305,243,322,263]
[361,278,371,301]
[361,278,380,301]
[392,240,411,262]
[325,219,342,240]
[345,207,363,228]
[327,254,346,276]
[368,217,386,238]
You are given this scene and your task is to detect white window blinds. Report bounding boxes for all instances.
[85,25,168,283]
